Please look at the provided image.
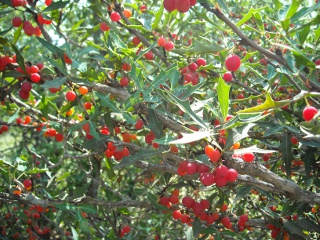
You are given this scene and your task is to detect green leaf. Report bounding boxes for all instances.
[13,25,22,45]
[295,218,320,233]
[43,0,69,12]
[234,185,251,203]
[56,171,71,181]
[169,131,211,145]
[76,208,90,232]
[43,56,68,75]
[26,168,48,174]
[41,77,67,88]
[285,0,303,19]
[94,92,121,113]
[172,40,225,55]
[114,149,162,169]
[192,218,205,238]
[152,4,164,30]
[7,109,20,123]
[279,133,294,177]
[10,44,25,73]
[36,37,64,57]
[147,108,164,138]
[164,89,207,129]
[283,219,307,238]
[88,121,100,140]
[224,123,256,150]
[291,1,320,23]
[217,77,230,120]
[236,8,254,27]
[216,0,229,13]
[237,92,288,114]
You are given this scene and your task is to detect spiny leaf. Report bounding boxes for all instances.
[237,92,289,114]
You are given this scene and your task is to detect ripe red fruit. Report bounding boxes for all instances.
[140,5,147,12]
[157,37,166,47]
[121,147,130,157]
[176,0,190,13]
[240,214,249,222]
[135,119,144,130]
[189,0,197,6]
[200,199,210,209]
[242,152,255,162]
[21,81,32,92]
[144,51,154,60]
[227,168,238,182]
[196,58,206,66]
[63,53,72,65]
[66,91,76,102]
[206,147,221,162]
[221,216,231,227]
[164,0,176,12]
[200,172,215,186]
[19,89,29,99]
[122,63,131,71]
[188,62,198,71]
[180,214,190,223]
[172,209,182,219]
[23,179,32,189]
[30,73,41,83]
[223,72,233,82]
[290,136,298,145]
[45,0,52,6]
[12,17,22,27]
[186,162,198,175]
[100,22,110,31]
[302,106,318,121]
[120,77,129,87]
[215,165,229,178]
[225,54,241,71]
[182,196,195,208]
[123,225,131,234]
[197,163,210,173]
[164,41,174,51]
[132,37,141,45]
[159,196,170,205]
[110,12,121,22]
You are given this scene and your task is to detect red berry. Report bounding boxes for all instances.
[110,12,121,22]
[227,168,238,182]
[140,5,147,12]
[123,225,130,234]
[199,172,215,186]
[163,0,176,12]
[21,81,32,92]
[176,0,190,13]
[23,179,32,189]
[144,51,154,60]
[159,196,170,205]
[290,136,298,145]
[157,37,166,47]
[30,73,41,83]
[242,152,255,162]
[196,58,206,66]
[100,22,110,31]
[120,77,129,87]
[164,41,174,51]
[132,37,141,46]
[185,162,198,175]
[135,119,144,130]
[302,106,318,121]
[189,0,197,6]
[172,210,182,219]
[225,54,241,71]
[221,217,231,227]
[197,163,210,173]
[66,91,76,102]
[19,89,29,99]
[240,214,248,222]
[188,62,198,71]
[12,17,22,27]
[122,63,131,71]
[182,196,195,208]
[200,199,210,209]
[214,176,228,187]
[223,72,233,82]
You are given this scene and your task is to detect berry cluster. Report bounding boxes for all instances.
[180,58,207,85]
[163,0,197,13]
[104,141,130,161]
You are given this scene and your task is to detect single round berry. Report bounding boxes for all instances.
[122,225,131,234]
[164,41,174,51]
[30,73,41,83]
[135,119,144,130]
[157,37,166,47]
[66,91,77,102]
[196,58,206,66]
[120,77,129,87]
[110,12,121,22]
[23,179,32,189]
[140,5,147,12]
[182,196,195,208]
[302,106,318,121]
[21,81,32,92]
[242,152,255,162]
[185,162,198,175]
[172,210,182,220]
[176,0,190,13]
[100,22,110,31]
[132,37,141,46]
[225,54,241,71]
[12,16,22,27]
[227,168,238,182]
[223,72,233,82]
[144,51,154,60]
[200,172,215,186]
[188,62,198,71]
[163,0,176,12]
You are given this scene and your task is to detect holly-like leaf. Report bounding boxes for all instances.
[172,40,225,55]
[237,92,289,114]
[217,77,231,120]
[169,131,211,145]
